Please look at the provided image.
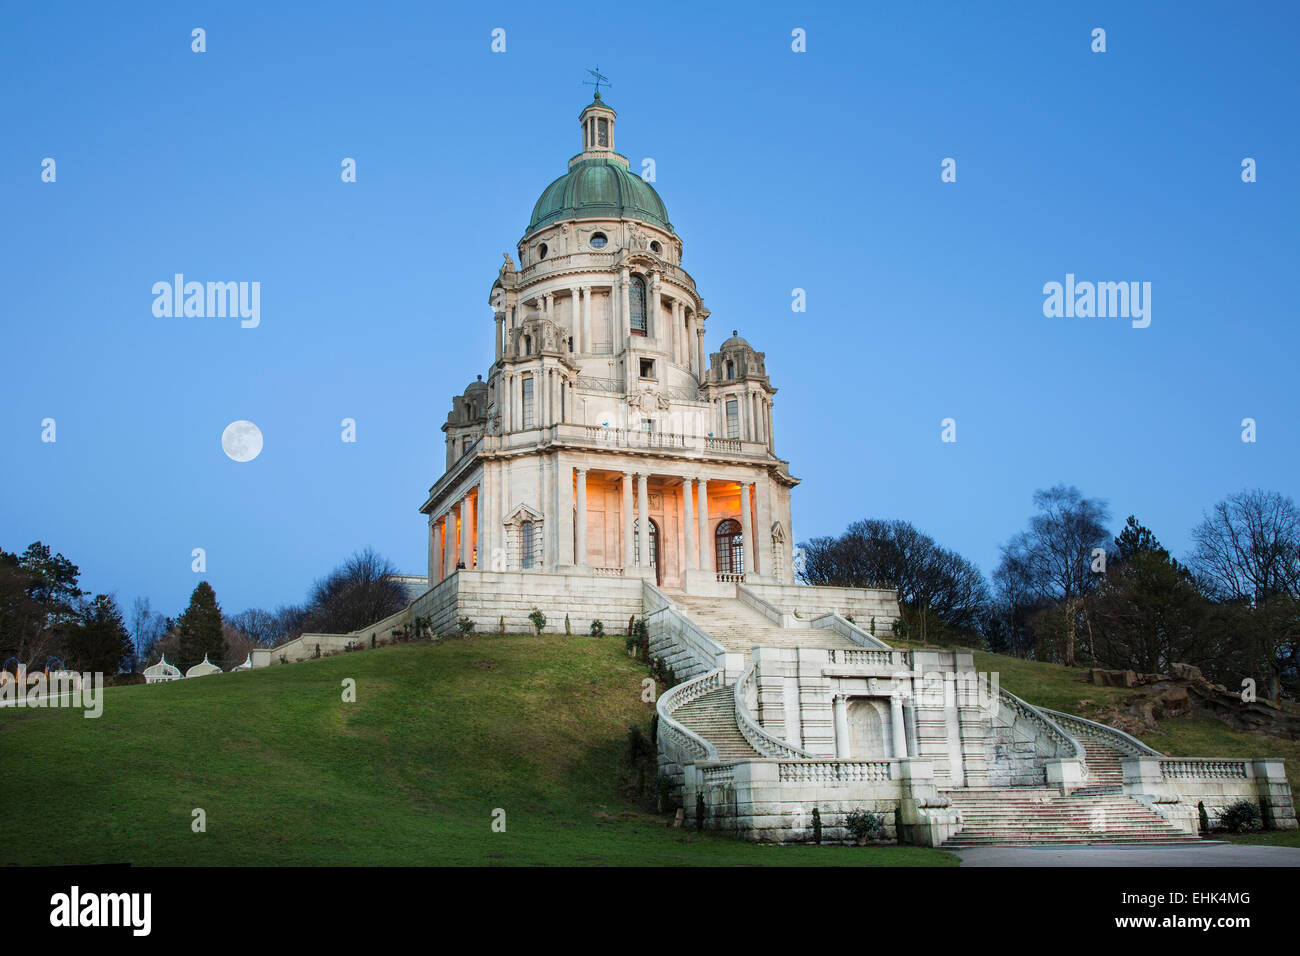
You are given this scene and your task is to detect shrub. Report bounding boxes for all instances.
[564,613,571,635]
[589,619,605,637]
[528,607,546,635]
[695,793,705,831]
[1216,799,1262,833]
[626,616,649,659]
[1198,801,1209,836]
[653,772,672,813]
[627,724,646,762]
[456,616,475,636]
[844,809,886,843]
[811,807,822,845]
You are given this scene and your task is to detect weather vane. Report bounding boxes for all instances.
[584,66,611,97]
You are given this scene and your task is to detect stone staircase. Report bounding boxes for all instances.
[669,593,859,663]
[939,739,1198,847]
[940,788,1200,847]
[671,685,760,759]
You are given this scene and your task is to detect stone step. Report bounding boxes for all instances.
[672,686,760,758]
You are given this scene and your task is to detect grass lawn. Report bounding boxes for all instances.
[0,635,954,867]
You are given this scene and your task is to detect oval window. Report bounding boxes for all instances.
[589,232,608,249]
[538,243,548,259]
[650,240,661,254]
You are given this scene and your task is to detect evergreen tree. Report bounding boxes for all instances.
[177,581,227,668]
[68,594,135,674]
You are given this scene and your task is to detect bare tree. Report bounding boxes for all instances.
[303,548,408,635]
[996,485,1110,666]
[799,519,990,642]
[1189,490,1300,698]
[227,608,284,648]
[1189,489,1300,604]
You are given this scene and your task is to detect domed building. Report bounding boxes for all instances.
[421,93,796,590]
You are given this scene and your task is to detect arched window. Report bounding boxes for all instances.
[521,521,535,569]
[629,275,647,334]
[726,360,735,380]
[714,519,744,574]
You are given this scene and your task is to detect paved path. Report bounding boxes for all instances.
[956,843,1300,866]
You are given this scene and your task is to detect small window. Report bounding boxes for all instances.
[523,377,535,427]
[629,275,647,333]
[521,521,535,569]
[568,336,574,353]
[597,117,608,147]
[538,243,548,260]
[462,436,472,455]
[590,232,608,249]
[639,358,655,379]
[726,360,735,380]
[523,334,532,356]
[650,240,661,254]
[726,399,739,439]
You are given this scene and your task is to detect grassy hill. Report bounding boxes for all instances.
[0,634,953,866]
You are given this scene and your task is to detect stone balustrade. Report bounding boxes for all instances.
[733,663,812,759]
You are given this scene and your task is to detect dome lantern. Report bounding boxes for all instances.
[580,93,616,154]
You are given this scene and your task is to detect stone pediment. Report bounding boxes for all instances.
[504,503,544,526]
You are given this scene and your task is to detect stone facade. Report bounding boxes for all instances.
[419,96,796,597]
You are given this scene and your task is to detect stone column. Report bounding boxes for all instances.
[622,473,634,569]
[637,472,649,567]
[579,290,590,356]
[477,481,487,570]
[696,326,705,379]
[683,477,697,570]
[580,286,590,354]
[461,495,474,568]
[434,515,444,582]
[833,695,850,759]
[697,478,710,570]
[620,268,631,343]
[649,273,661,340]
[575,467,588,566]
[444,510,457,577]
[495,312,504,361]
[740,481,755,575]
[890,691,908,759]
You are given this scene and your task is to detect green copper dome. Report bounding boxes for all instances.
[527,157,674,236]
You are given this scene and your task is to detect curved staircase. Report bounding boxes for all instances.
[672,686,761,759]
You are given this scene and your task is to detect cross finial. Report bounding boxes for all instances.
[584,66,612,98]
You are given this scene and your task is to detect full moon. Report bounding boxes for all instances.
[221,420,263,462]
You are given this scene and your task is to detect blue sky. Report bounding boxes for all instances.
[2,2,1297,620]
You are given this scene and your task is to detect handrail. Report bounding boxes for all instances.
[1040,707,1163,757]
[736,584,790,627]
[810,612,891,649]
[656,668,722,763]
[732,662,813,759]
[642,580,734,678]
[997,687,1088,776]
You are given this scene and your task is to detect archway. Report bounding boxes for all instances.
[847,700,891,759]
[714,519,743,575]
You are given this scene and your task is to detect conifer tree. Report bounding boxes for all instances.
[177,581,226,668]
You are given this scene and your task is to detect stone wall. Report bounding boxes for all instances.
[411,569,643,637]
[1124,757,1298,833]
[682,757,960,845]
[743,583,900,632]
